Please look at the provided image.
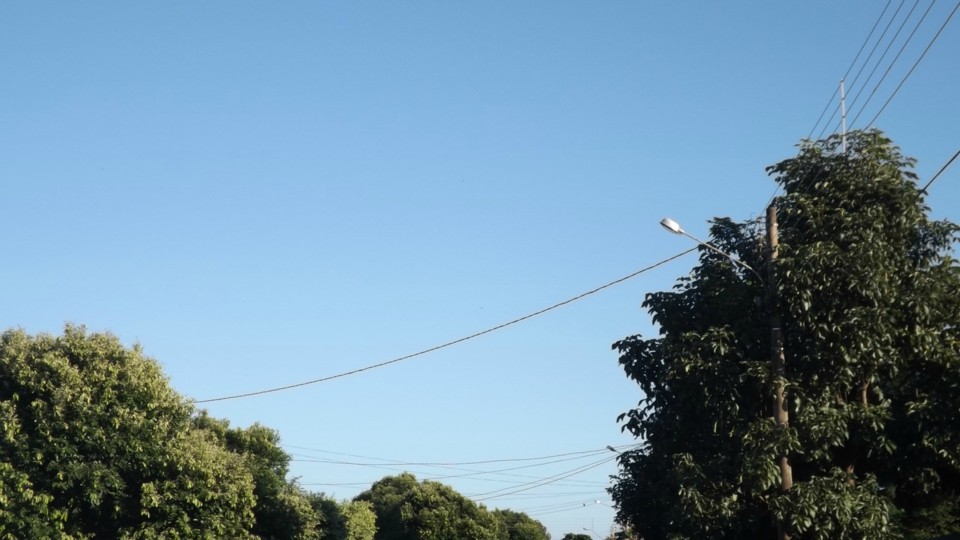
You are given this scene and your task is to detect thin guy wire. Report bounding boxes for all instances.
[818,0,907,140]
[921,148,960,193]
[807,0,894,139]
[195,248,697,402]
[843,0,926,129]
[865,1,960,129]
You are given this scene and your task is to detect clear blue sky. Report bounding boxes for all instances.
[2,2,958,537]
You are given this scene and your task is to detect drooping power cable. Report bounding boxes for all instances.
[195,248,697,403]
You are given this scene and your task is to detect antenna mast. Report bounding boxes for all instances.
[840,79,847,153]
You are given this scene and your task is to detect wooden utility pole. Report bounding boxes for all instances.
[767,203,793,540]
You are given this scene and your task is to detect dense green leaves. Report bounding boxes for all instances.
[194,413,323,539]
[0,326,257,538]
[355,473,521,540]
[313,496,378,540]
[492,508,550,540]
[0,326,325,539]
[610,131,960,539]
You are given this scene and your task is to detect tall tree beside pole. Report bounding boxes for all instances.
[609,130,960,540]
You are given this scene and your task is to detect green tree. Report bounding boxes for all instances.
[492,509,550,540]
[312,496,377,540]
[609,131,960,539]
[194,413,323,539]
[312,495,350,540]
[341,500,378,540]
[0,325,334,539]
[560,534,591,540]
[355,473,504,540]
[0,326,257,538]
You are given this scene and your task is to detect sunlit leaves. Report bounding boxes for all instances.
[0,326,326,539]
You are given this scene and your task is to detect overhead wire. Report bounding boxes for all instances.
[286,445,624,467]
[194,249,697,403]
[782,0,901,208]
[291,447,628,487]
[780,1,955,209]
[525,502,614,518]
[817,0,907,141]
[848,0,936,128]
[842,0,926,129]
[471,455,617,502]
[865,1,960,129]
[920,148,960,194]
[807,0,895,139]
[291,451,613,482]
[489,491,609,502]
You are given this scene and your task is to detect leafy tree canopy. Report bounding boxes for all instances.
[193,413,323,539]
[0,326,256,538]
[0,325,328,539]
[313,496,378,540]
[492,508,551,540]
[355,473,506,540]
[609,131,960,540]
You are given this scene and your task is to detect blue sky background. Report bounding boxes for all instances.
[2,2,958,537]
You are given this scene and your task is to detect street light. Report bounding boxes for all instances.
[659,218,763,282]
[660,210,793,540]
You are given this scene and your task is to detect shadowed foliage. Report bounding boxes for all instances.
[610,131,960,539]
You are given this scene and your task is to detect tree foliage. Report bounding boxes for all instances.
[341,500,378,540]
[609,131,960,539]
[0,326,327,539]
[355,473,508,540]
[314,496,378,540]
[193,413,323,540]
[492,508,551,540]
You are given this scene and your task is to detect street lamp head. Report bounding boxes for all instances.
[660,217,684,234]
[658,216,764,282]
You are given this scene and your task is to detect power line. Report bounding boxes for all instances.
[843,0,926,128]
[472,455,617,502]
[194,249,697,403]
[288,445,625,467]
[807,0,894,139]
[865,1,960,129]
[818,0,907,141]
[786,1,911,208]
[518,498,613,516]
[848,0,936,128]
[292,449,623,485]
[291,451,607,472]
[921,148,960,193]
[490,491,609,502]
